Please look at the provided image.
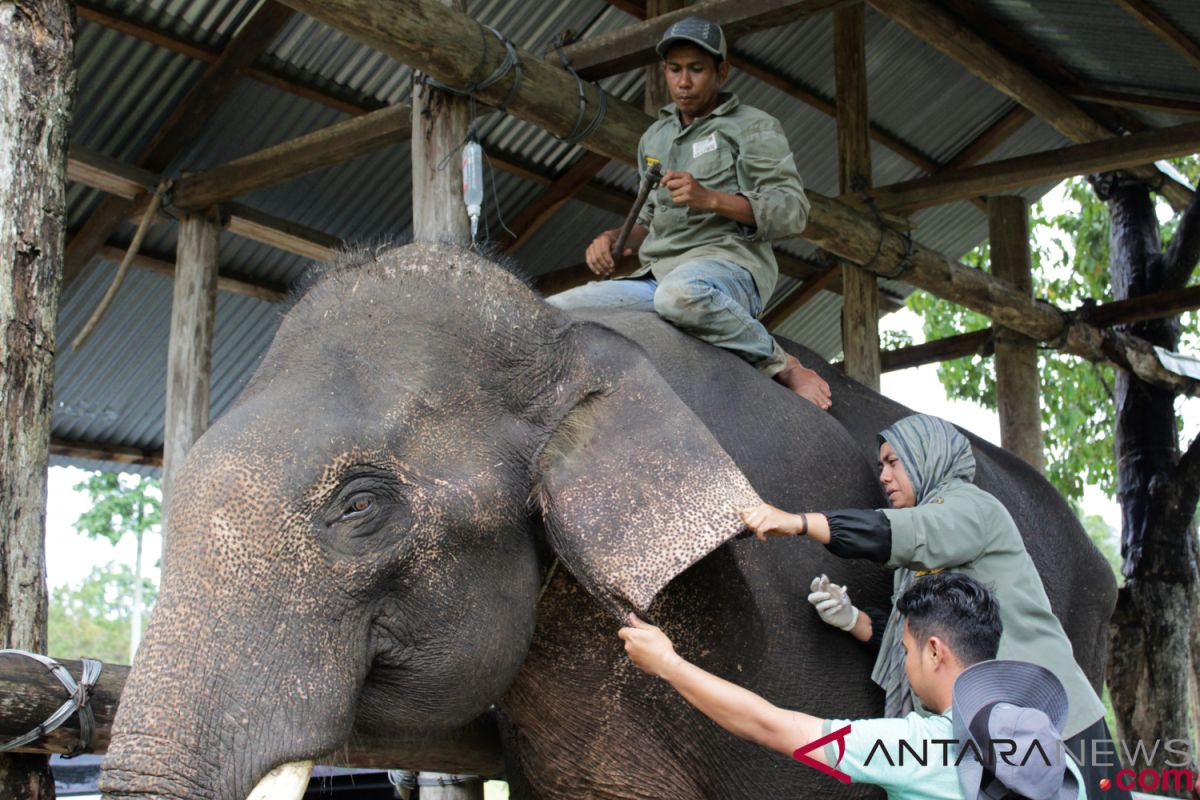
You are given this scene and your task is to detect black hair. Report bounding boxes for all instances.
[895,572,1002,667]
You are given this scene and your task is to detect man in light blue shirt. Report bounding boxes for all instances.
[621,572,1085,799]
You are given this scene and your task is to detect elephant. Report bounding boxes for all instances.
[99,242,1115,800]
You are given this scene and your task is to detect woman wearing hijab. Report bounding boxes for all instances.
[739,413,1127,800]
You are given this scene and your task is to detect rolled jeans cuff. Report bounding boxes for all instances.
[759,340,790,377]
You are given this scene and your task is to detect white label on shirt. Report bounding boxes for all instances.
[692,133,718,159]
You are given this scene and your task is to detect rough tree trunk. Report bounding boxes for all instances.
[0,1,76,798]
[1094,171,1200,797]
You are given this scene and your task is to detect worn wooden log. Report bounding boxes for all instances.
[0,654,505,775]
[835,3,880,390]
[0,0,74,794]
[871,121,1200,214]
[173,104,412,211]
[990,197,1044,473]
[161,207,221,553]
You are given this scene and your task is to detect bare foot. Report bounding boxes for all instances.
[776,355,832,410]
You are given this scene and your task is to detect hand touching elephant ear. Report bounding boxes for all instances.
[533,321,762,620]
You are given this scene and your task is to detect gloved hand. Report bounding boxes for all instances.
[808,574,860,632]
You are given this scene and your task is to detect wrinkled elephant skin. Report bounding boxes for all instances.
[100,244,1115,800]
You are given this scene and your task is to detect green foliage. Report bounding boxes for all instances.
[905,159,1200,503]
[1080,513,1122,580]
[47,563,156,664]
[73,471,161,546]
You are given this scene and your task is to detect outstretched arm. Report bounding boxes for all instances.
[619,614,827,759]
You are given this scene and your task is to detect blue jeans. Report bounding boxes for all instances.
[548,259,788,375]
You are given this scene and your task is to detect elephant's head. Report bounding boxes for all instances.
[100,243,761,800]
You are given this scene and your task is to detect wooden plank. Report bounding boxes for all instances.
[551,0,856,79]
[834,4,880,390]
[763,265,842,329]
[1066,86,1200,118]
[173,105,412,210]
[1113,0,1200,72]
[870,120,1200,213]
[96,245,287,303]
[65,2,297,285]
[223,203,340,262]
[162,207,221,543]
[67,145,159,200]
[503,152,611,253]
[868,0,1194,211]
[880,328,992,372]
[50,438,163,467]
[990,196,1043,472]
[945,105,1033,170]
[77,0,379,117]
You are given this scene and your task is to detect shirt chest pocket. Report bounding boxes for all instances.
[687,146,737,194]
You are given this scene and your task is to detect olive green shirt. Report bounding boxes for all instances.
[634,93,809,302]
[881,481,1107,738]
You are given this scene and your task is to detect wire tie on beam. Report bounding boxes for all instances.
[860,193,914,280]
[550,35,608,146]
[423,23,523,115]
[0,650,103,757]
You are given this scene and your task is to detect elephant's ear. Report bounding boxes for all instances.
[533,321,762,619]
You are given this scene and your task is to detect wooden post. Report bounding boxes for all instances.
[644,0,687,113]
[0,0,73,796]
[162,207,220,554]
[412,0,470,242]
[989,196,1043,472]
[835,4,880,390]
[411,3,480,795]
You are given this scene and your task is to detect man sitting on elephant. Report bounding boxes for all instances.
[547,16,831,410]
[621,572,1086,800]
[738,413,1128,800]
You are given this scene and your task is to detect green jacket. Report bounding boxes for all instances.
[882,482,1107,737]
[634,93,809,302]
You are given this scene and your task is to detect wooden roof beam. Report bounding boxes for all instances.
[65,1,298,286]
[549,0,857,79]
[1112,0,1200,73]
[763,265,842,330]
[945,105,1034,170]
[50,439,163,468]
[275,0,1195,393]
[501,152,612,253]
[1066,87,1200,118]
[881,283,1200,372]
[171,104,412,210]
[68,146,340,263]
[871,120,1200,214]
[868,0,1194,211]
[95,244,287,303]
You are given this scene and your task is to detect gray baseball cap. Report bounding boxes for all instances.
[952,660,1081,800]
[655,16,727,62]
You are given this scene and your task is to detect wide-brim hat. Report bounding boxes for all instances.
[952,660,1080,800]
[655,16,727,62]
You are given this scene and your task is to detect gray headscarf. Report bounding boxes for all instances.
[870,414,976,717]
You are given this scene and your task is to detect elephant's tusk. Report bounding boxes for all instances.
[246,760,314,800]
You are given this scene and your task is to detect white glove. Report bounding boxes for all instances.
[808,574,860,632]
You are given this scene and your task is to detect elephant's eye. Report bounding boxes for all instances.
[341,492,376,520]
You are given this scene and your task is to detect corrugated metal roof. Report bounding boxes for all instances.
[51,0,1199,471]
